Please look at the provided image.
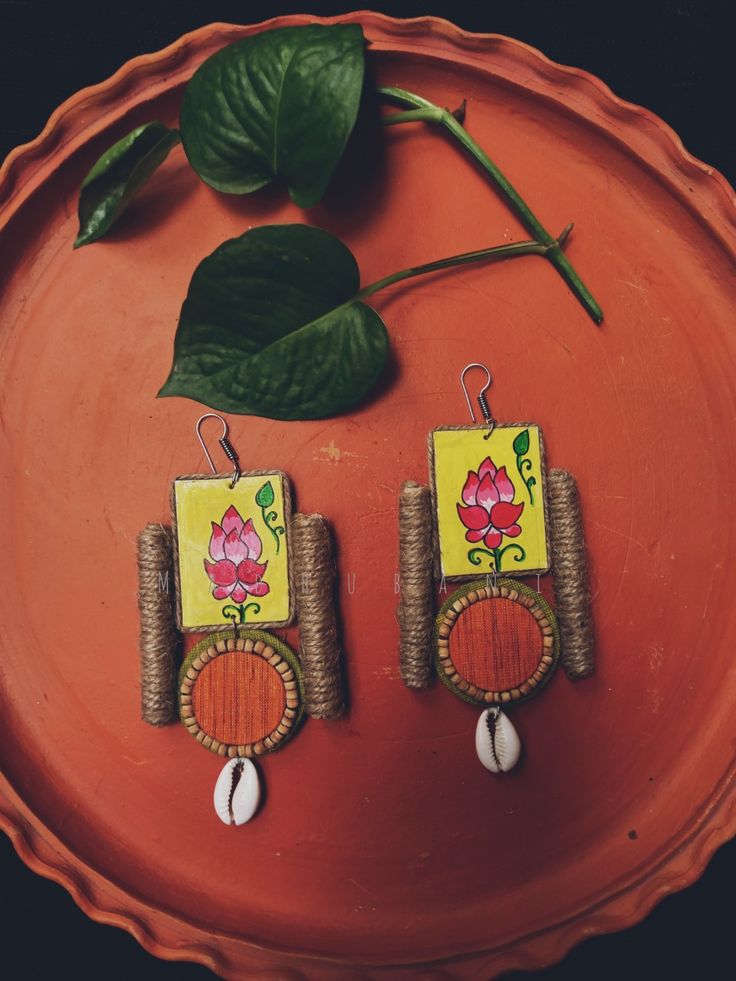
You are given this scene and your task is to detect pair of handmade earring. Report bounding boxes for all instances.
[137,365,594,826]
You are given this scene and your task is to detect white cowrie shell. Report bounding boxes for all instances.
[213,757,260,826]
[475,707,521,773]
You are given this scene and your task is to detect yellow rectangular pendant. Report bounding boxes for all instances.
[171,472,292,631]
[430,425,550,578]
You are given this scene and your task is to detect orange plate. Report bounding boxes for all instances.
[1,13,735,980]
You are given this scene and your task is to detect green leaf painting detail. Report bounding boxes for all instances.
[513,428,536,505]
[74,122,181,247]
[255,482,275,508]
[255,480,285,553]
[180,24,365,206]
[512,429,530,457]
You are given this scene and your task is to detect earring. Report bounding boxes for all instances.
[136,414,343,825]
[397,363,594,772]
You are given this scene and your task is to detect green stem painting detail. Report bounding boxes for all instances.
[512,429,536,505]
[255,480,285,553]
[222,602,262,624]
[468,543,527,572]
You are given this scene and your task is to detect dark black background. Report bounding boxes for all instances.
[1,1,734,978]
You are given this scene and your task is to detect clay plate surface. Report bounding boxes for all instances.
[1,12,735,979]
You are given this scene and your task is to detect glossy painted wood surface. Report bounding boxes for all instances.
[1,13,735,979]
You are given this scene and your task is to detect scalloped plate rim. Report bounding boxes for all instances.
[1,11,735,979]
[1,12,734,239]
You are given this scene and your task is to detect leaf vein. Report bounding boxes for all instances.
[271,40,304,174]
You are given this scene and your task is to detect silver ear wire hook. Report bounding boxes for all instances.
[460,363,494,437]
[195,413,241,488]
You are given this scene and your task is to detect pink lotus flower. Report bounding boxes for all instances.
[457,456,525,549]
[204,505,269,602]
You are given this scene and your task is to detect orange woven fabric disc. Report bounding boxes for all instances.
[436,583,557,705]
[192,652,286,746]
[450,597,543,692]
[179,633,302,756]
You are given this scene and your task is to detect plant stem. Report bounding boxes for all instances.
[357,227,572,300]
[378,86,603,325]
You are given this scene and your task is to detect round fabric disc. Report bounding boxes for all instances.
[178,628,303,757]
[436,579,559,706]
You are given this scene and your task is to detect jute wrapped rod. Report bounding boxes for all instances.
[290,513,344,719]
[137,523,179,725]
[548,469,595,680]
[398,481,435,688]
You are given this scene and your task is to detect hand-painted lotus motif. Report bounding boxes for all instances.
[457,456,524,548]
[204,505,269,602]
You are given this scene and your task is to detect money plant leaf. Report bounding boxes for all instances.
[180,24,365,206]
[74,122,181,247]
[158,224,388,420]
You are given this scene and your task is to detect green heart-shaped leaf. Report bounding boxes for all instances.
[255,482,275,508]
[158,224,388,420]
[74,122,181,247]
[513,429,530,456]
[180,25,365,207]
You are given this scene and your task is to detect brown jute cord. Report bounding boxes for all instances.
[290,513,344,719]
[548,469,595,680]
[137,523,180,726]
[398,481,435,688]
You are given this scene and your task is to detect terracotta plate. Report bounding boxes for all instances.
[1,13,735,979]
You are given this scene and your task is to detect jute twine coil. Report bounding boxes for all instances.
[137,523,179,725]
[398,481,435,688]
[548,469,595,679]
[290,513,344,719]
